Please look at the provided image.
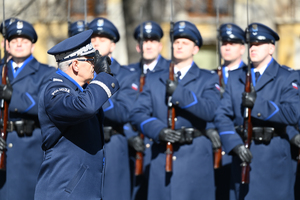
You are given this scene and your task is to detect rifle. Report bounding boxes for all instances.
[135,6,145,176]
[0,0,9,170]
[165,0,175,172]
[214,0,222,169]
[67,0,72,36]
[84,0,88,30]
[241,0,252,184]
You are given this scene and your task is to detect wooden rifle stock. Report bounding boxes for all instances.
[166,62,175,172]
[214,64,223,169]
[0,64,8,170]
[241,72,252,184]
[135,74,145,176]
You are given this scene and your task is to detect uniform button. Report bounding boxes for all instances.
[174,118,177,121]
[149,138,153,142]
[257,113,261,117]
[111,83,115,88]
[176,101,179,105]
[8,143,13,148]
[14,108,18,112]
[172,156,176,161]
[146,143,150,148]
[222,151,225,156]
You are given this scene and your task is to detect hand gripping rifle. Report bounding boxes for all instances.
[165,0,175,172]
[241,0,253,184]
[214,0,223,169]
[135,7,145,176]
[0,0,9,170]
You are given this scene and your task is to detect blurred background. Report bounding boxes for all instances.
[0,0,299,70]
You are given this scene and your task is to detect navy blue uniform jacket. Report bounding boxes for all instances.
[34,70,119,200]
[101,59,135,200]
[214,58,299,200]
[0,56,56,200]
[130,63,220,200]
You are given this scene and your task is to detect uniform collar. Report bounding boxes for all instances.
[174,61,193,80]
[56,69,83,92]
[143,55,161,74]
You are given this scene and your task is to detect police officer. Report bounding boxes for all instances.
[0,18,18,64]
[88,17,132,200]
[130,20,220,200]
[214,23,300,200]
[124,20,170,200]
[34,30,119,200]
[215,23,247,200]
[0,20,56,200]
[68,20,87,37]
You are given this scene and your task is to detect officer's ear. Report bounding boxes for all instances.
[268,43,275,55]
[136,43,141,53]
[192,45,199,56]
[71,59,80,74]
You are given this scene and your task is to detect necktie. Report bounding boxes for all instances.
[177,71,182,81]
[255,72,260,83]
[14,67,19,73]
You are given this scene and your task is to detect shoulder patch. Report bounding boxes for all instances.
[51,87,70,95]
[52,78,63,82]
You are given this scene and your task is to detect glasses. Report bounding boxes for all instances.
[69,58,95,66]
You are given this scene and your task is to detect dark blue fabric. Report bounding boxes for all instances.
[6,20,37,43]
[214,59,299,200]
[248,23,280,44]
[88,17,120,43]
[123,56,170,200]
[220,23,245,43]
[173,21,202,47]
[0,57,56,200]
[134,21,163,41]
[35,71,119,200]
[130,62,220,200]
[68,20,86,37]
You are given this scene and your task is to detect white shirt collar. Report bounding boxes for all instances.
[253,64,268,76]
[12,61,23,70]
[143,58,159,74]
[174,64,193,80]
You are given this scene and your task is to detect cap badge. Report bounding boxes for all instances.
[252,24,258,36]
[145,22,152,33]
[16,21,23,29]
[97,19,104,27]
[77,21,84,29]
[179,21,185,32]
[226,24,232,35]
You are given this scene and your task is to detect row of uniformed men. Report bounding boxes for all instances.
[0,16,299,200]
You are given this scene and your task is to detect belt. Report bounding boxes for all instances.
[2,119,38,136]
[235,125,286,142]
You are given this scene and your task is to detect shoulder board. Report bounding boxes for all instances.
[52,78,63,82]
[280,65,294,71]
[200,68,216,74]
[121,65,136,72]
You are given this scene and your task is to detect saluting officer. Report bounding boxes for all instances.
[214,23,300,200]
[34,30,119,200]
[130,20,220,200]
[88,17,133,200]
[124,21,170,200]
[0,20,56,200]
[215,23,247,200]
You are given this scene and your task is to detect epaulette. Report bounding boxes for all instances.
[280,65,294,71]
[121,65,136,72]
